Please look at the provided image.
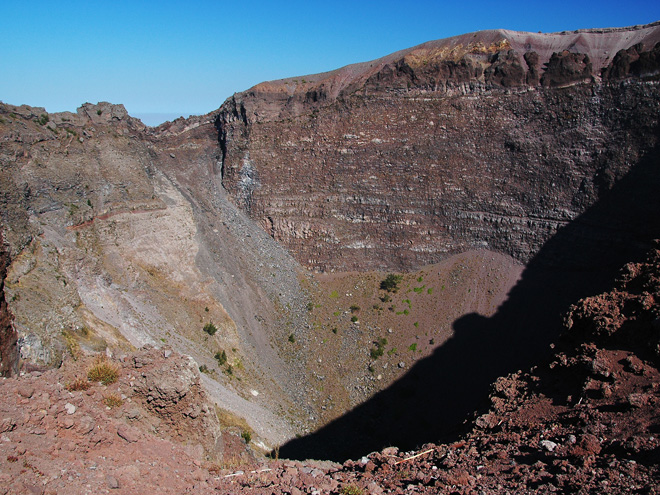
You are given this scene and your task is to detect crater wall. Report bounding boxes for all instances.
[218,24,660,272]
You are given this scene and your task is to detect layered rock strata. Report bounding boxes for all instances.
[218,23,660,272]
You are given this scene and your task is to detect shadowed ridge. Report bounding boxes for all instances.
[277,140,660,462]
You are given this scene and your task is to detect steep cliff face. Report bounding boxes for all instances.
[218,23,660,272]
[0,232,17,376]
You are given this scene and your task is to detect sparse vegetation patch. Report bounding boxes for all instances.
[214,350,227,365]
[66,377,91,391]
[103,394,123,408]
[370,337,388,359]
[380,273,402,293]
[87,356,119,385]
[340,484,364,495]
[203,321,218,336]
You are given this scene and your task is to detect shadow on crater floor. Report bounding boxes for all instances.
[277,142,660,462]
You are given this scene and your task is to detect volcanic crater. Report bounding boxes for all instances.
[0,21,659,494]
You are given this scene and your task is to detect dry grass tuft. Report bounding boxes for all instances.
[66,377,91,391]
[103,394,123,408]
[87,355,119,385]
[340,485,364,495]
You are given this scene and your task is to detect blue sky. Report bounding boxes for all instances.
[2,1,659,126]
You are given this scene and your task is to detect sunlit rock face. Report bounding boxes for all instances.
[218,23,660,272]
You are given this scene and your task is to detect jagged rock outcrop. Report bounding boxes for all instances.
[0,231,17,376]
[217,22,660,272]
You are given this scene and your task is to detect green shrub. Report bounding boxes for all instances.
[37,114,49,125]
[349,304,360,313]
[203,322,217,336]
[241,430,251,444]
[351,315,358,323]
[408,343,417,352]
[370,346,384,359]
[214,350,227,365]
[329,290,339,299]
[380,274,402,293]
[370,337,388,359]
[288,334,296,343]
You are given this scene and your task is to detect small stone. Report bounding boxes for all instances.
[126,408,141,420]
[579,434,602,455]
[164,349,172,358]
[628,393,647,408]
[117,425,139,443]
[64,403,76,415]
[382,446,399,456]
[106,475,119,489]
[590,358,611,379]
[18,385,35,399]
[540,440,558,452]
[398,362,405,368]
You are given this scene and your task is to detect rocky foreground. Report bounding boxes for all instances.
[2,245,659,494]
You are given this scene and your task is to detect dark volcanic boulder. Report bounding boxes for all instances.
[540,50,593,87]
